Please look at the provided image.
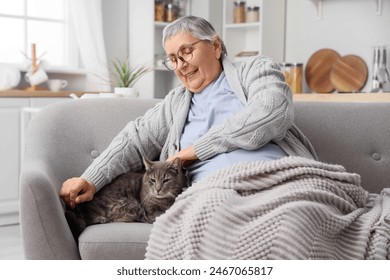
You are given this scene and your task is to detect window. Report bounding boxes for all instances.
[0,0,76,68]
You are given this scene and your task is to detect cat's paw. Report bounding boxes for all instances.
[97,217,107,224]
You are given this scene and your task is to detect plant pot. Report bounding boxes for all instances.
[114,87,139,98]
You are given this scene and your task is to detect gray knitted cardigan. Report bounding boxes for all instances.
[82,55,317,191]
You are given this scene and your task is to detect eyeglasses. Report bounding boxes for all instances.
[162,40,203,71]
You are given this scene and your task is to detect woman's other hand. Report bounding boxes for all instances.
[167,146,198,167]
[60,178,96,209]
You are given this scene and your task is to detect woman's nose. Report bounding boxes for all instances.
[176,56,188,70]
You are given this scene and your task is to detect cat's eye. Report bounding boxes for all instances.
[149,178,156,184]
[163,178,171,184]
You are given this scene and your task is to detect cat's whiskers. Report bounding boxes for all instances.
[153,191,176,199]
[142,190,176,203]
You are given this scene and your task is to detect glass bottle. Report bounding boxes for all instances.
[155,0,165,22]
[165,1,179,22]
[233,1,246,24]
[372,45,390,92]
[378,46,390,84]
[246,6,260,23]
[371,46,380,91]
[281,63,303,94]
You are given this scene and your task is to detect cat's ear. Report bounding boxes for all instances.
[143,157,154,171]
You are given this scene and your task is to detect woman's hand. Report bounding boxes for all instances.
[60,177,96,209]
[167,145,199,167]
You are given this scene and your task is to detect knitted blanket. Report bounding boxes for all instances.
[145,157,390,259]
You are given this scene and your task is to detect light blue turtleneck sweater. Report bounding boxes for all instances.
[180,72,287,182]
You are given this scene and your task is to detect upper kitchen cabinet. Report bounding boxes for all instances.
[222,0,286,63]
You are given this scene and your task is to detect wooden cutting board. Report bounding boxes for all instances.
[305,49,341,93]
[330,55,368,93]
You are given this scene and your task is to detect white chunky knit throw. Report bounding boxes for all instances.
[145,157,390,259]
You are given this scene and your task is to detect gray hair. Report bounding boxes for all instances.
[162,15,227,57]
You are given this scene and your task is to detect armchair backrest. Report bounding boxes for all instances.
[23,98,160,188]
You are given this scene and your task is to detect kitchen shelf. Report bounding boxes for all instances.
[222,0,285,63]
[224,22,261,29]
[310,0,384,19]
[376,0,383,15]
[310,0,323,20]
[154,21,169,28]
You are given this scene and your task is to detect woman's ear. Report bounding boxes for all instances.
[213,37,222,59]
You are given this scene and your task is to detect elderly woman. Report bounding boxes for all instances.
[61,15,316,209]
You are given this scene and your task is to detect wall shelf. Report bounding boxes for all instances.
[222,0,285,63]
[224,22,261,29]
[310,0,383,20]
[376,0,383,15]
[311,0,323,20]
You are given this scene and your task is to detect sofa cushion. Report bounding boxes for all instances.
[78,222,153,260]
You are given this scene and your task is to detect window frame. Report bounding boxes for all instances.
[0,0,79,71]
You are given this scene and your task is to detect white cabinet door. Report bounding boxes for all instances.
[0,97,69,225]
[0,99,29,225]
[30,97,69,108]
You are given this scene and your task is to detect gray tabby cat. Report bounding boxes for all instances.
[65,157,187,240]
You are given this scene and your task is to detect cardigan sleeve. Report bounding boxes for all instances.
[193,56,294,161]
[81,93,175,191]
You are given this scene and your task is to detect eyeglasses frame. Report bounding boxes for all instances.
[162,40,203,71]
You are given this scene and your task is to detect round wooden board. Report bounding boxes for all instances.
[305,48,341,93]
[330,55,368,93]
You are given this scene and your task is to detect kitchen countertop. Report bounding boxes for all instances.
[0,90,98,98]
[293,93,390,102]
[1,90,390,102]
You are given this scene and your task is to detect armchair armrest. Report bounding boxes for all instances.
[19,160,80,259]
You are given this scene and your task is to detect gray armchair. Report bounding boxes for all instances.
[20,98,390,259]
[20,98,159,259]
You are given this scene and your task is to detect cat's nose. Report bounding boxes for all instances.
[155,185,162,194]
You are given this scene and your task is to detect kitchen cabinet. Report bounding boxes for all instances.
[222,0,286,63]
[0,99,29,225]
[0,97,68,225]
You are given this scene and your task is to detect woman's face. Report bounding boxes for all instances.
[164,32,223,93]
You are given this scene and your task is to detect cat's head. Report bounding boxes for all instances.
[141,157,187,200]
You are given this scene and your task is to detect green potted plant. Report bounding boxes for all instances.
[112,58,151,97]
